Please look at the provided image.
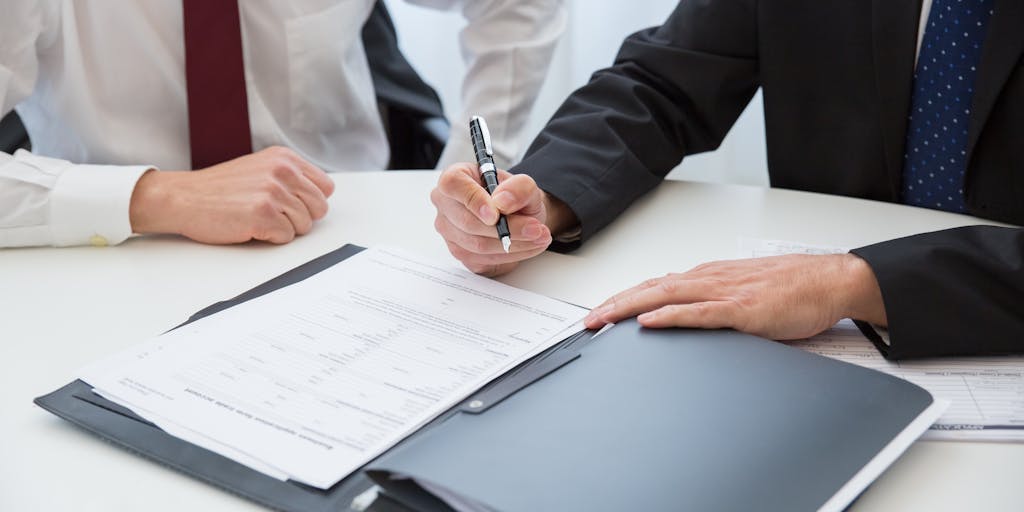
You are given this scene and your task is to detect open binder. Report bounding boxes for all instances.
[36,244,942,512]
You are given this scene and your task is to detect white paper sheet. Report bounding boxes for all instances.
[740,237,1024,442]
[81,247,588,487]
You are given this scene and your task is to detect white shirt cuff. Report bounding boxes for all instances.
[49,161,152,246]
[553,224,582,244]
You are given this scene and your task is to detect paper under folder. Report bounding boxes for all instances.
[366,319,945,512]
[34,244,589,512]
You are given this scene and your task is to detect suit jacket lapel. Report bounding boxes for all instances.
[871,0,922,201]
[965,0,1024,166]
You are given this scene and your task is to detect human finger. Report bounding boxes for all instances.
[291,154,335,198]
[432,190,549,242]
[490,173,545,217]
[268,181,315,236]
[436,164,500,224]
[583,276,722,329]
[250,205,297,244]
[435,213,550,256]
[636,301,738,329]
[444,240,547,277]
[265,146,335,197]
[283,173,329,220]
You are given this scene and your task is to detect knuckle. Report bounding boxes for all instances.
[453,203,482,229]
[270,161,299,180]
[252,197,278,217]
[260,180,287,199]
[470,235,492,255]
[466,186,489,210]
[429,188,443,208]
[657,279,678,295]
[466,261,496,276]
[445,239,465,257]
[447,243,489,276]
[730,292,756,310]
[691,302,713,317]
[267,145,295,159]
[437,168,463,190]
[692,262,713,273]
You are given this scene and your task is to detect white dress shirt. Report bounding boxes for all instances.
[0,0,565,247]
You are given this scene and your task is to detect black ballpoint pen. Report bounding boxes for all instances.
[469,116,512,253]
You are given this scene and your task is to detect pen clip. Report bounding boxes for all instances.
[471,115,493,157]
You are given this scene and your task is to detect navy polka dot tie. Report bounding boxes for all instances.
[901,0,994,212]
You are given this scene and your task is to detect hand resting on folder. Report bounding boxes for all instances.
[432,163,887,342]
[584,253,888,340]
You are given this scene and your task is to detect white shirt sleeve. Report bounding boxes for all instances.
[0,150,152,247]
[412,0,567,168]
[1,1,152,248]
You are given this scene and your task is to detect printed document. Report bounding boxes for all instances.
[81,247,587,488]
[740,238,1024,441]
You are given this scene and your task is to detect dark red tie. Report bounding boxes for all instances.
[182,0,253,170]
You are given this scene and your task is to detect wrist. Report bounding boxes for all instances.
[836,253,888,326]
[542,192,578,238]
[129,170,181,235]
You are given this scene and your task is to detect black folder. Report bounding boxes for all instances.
[36,244,938,512]
[35,244,587,512]
[366,319,938,511]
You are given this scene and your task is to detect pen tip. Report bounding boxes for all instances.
[501,236,511,254]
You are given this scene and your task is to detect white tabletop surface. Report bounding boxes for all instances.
[1,171,1021,511]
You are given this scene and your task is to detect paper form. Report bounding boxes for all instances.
[81,247,588,487]
[740,238,1024,442]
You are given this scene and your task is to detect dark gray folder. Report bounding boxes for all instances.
[367,319,935,512]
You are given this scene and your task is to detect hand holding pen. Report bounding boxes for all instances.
[429,117,580,276]
[469,116,512,253]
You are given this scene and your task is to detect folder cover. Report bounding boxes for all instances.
[366,319,941,512]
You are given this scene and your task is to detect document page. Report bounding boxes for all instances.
[740,238,1024,441]
[81,247,588,487]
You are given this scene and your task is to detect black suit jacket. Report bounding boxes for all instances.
[512,0,1024,359]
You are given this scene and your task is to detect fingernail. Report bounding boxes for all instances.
[637,311,656,323]
[478,204,496,224]
[493,191,514,210]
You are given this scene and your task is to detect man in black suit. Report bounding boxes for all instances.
[431,0,1023,359]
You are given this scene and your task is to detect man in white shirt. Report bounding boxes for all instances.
[0,0,565,247]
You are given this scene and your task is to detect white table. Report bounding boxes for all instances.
[1,171,1020,511]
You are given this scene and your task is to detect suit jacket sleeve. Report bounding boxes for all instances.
[510,0,760,247]
[851,225,1024,359]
